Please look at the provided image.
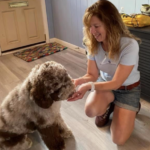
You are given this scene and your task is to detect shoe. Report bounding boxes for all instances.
[95,103,115,127]
[136,102,141,115]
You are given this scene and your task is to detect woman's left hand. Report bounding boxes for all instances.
[67,83,91,101]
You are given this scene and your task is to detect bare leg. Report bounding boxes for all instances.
[85,90,114,117]
[37,124,65,150]
[110,106,136,145]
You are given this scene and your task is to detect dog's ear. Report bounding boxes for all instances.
[30,81,54,109]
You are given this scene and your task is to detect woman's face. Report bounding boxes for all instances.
[89,16,107,42]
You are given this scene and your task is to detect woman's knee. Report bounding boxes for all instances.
[111,128,129,145]
[112,134,127,145]
[84,103,107,117]
[84,106,97,118]
[84,91,114,118]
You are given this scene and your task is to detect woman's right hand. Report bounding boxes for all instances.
[72,78,86,87]
[68,82,91,101]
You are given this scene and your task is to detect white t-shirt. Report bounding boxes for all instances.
[87,37,140,86]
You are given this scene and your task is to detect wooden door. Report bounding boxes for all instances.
[0,0,45,52]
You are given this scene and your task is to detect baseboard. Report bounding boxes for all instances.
[49,38,57,43]
[49,38,85,54]
[1,38,85,56]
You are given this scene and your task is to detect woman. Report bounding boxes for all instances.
[68,0,141,145]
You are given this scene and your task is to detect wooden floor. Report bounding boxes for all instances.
[0,49,150,150]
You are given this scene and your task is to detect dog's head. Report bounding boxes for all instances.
[28,61,75,109]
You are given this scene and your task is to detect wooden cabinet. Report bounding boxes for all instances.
[129,27,150,102]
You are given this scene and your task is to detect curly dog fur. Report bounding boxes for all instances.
[0,61,75,150]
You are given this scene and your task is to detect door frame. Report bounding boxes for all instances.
[0,0,50,56]
[40,0,50,43]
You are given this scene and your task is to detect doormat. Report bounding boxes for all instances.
[13,42,67,62]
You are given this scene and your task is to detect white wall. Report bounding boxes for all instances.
[112,0,149,14]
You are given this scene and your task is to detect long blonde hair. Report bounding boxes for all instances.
[83,0,141,59]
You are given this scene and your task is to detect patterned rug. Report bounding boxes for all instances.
[14,42,67,62]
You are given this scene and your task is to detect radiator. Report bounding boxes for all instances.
[129,27,150,102]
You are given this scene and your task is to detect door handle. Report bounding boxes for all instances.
[9,1,28,8]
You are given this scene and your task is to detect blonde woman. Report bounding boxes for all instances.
[68,0,141,145]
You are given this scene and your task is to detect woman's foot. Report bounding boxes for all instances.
[95,103,115,127]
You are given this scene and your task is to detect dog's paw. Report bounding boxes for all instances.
[26,137,33,149]
[22,137,32,150]
[61,129,73,139]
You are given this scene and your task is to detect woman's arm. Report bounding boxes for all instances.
[94,64,134,91]
[68,64,134,101]
[74,59,99,85]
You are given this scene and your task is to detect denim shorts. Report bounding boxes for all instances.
[97,76,141,112]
